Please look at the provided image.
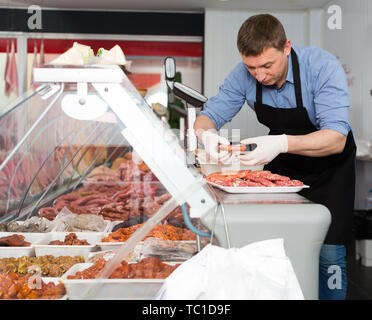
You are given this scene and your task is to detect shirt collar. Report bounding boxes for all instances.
[285,50,294,84]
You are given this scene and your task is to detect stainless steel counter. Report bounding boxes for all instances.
[212,187,311,205]
[201,186,331,300]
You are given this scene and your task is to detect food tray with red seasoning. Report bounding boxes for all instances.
[33,232,102,259]
[0,232,46,258]
[206,170,309,194]
[61,261,179,300]
[207,181,309,193]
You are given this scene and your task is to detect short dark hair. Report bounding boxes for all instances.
[237,14,287,56]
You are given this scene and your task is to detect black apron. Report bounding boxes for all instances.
[254,49,356,245]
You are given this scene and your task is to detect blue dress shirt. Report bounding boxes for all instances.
[200,45,351,136]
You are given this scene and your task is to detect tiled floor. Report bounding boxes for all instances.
[346,239,372,300]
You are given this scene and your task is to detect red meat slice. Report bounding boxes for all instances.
[248,176,276,187]
[285,180,303,186]
[247,170,272,178]
[243,180,264,187]
[274,180,303,187]
[264,173,291,181]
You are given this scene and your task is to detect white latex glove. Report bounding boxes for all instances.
[239,134,288,166]
[200,130,231,164]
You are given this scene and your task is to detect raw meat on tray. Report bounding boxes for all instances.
[206,170,303,187]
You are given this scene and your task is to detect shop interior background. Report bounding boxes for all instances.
[0,0,371,206]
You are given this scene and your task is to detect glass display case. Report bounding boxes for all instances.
[0,64,216,299]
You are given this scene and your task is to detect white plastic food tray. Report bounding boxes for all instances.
[33,232,102,259]
[62,262,178,300]
[98,241,130,252]
[207,181,310,194]
[0,232,46,258]
[97,235,196,252]
[97,233,145,251]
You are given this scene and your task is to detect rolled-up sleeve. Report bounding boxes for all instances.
[313,55,351,136]
[200,63,249,131]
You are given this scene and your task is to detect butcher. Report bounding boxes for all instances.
[194,14,356,300]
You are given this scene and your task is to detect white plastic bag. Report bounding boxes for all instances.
[156,238,304,300]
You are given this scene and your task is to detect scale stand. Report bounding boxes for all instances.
[164,57,207,165]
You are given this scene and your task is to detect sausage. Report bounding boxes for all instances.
[71,195,105,207]
[247,175,276,187]
[218,144,246,152]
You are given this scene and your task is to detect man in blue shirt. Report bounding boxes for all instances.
[194,14,356,300]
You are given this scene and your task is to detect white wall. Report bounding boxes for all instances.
[322,0,372,207]
[323,0,372,141]
[204,9,311,139]
[203,4,371,141]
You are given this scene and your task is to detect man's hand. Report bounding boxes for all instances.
[200,130,231,163]
[239,134,288,166]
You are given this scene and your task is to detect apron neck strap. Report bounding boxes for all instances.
[256,76,263,105]
[255,48,304,109]
[291,48,304,109]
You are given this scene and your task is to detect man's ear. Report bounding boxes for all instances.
[284,39,291,56]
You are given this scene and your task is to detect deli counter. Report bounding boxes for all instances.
[0,65,330,300]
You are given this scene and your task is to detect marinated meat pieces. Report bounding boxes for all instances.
[0,273,66,299]
[0,234,30,247]
[48,233,90,246]
[99,202,138,222]
[102,224,196,243]
[207,170,304,187]
[39,207,59,221]
[67,257,179,279]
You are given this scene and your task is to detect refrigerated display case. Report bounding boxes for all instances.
[0,63,331,300]
[0,64,216,299]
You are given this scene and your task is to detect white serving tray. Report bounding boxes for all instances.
[61,262,178,300]
[98,240,131,252]
[0,232,46,258]
[33,232,102,259]
[97,233,196,252]
[207,181,310,194]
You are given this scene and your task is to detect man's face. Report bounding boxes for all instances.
[241,41,291,87]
